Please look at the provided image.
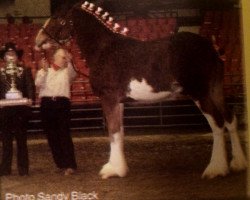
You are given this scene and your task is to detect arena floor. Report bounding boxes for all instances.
[0,129,248,200]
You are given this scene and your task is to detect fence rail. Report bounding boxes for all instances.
[26,97,245,134]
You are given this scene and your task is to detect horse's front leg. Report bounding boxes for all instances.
[99,100,128,179]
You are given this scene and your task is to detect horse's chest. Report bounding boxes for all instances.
[126,78,176,102]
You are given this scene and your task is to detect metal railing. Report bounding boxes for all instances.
[27,97,246,133]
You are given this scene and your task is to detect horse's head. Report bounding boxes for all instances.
[35,1,130,51]
[35,4,74,50]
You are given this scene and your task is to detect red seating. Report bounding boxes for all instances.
[200,10,243,96]
[120,17,177,41]
[8,24,19,40]
[148,32,159,40]
[146,18,158,29]
[157,18,168,27]
[71,95,87,104]
[71,81,86,92]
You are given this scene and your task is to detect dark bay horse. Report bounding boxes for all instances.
[34,1,247,179]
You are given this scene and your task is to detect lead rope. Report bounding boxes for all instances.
[40,26,89,78]
[70,58,89,78]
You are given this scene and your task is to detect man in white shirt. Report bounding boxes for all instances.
[35,48,77,175]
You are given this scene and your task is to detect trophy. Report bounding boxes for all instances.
[0,60,31,107]
[5,60,23,99]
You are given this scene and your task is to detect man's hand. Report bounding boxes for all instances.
[40,58,49,71]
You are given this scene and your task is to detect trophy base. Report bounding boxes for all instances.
[5,91,23,100]
[0,98,31,107]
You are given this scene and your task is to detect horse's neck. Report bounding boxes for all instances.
[73,12,116,63]
[82,31,112,53]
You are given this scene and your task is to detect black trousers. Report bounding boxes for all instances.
[0,106,30,175]
[40,97,77,169]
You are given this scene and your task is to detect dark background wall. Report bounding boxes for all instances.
[0,0,15,6]
[50,0,239,15]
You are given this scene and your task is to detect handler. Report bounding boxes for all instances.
[35,48,77,175]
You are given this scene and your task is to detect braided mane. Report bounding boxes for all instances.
[79,1,129,36]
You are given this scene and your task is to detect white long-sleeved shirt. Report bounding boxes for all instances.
[35,63,77,98]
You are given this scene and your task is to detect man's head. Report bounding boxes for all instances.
[53,48,71,69]
[0,42,23,63]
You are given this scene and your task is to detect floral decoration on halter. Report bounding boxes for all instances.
[81,1,129,36]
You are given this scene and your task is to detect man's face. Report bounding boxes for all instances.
[54,50,68,68]
[4,50,18,63]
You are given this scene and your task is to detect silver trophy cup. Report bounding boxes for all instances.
[5,60,23,99]
[0,60,31,107]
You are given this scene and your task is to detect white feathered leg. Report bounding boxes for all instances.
[99,128,128,179]
[202,113,229,179]
[99,103,128,179]
[225,116,247,171]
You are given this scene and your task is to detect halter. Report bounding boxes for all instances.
[41,26,65,47]
[41,0,130,47]
[40,19,89,77]
[39,0,130,77]
[41,19,74,48]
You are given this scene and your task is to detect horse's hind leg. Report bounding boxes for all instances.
[195,98,229,179]
[99,98,128,179]
[224,110,247,172]
[208,87,247,172]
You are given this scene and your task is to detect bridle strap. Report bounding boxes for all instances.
[41,26,64,47]
[40,20,89,78]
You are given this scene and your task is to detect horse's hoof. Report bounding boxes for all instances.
[202,162,229,179]
[99,162,128,179]
[230,157,248,172]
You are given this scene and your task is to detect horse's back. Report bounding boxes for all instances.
[91,31,223,100]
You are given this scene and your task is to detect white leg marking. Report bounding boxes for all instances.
[225,116,248,171]
[202,113,229,179]
[99,129,128,179]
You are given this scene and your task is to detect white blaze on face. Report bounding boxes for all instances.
[35,19,51,50]
[127,78,172,102]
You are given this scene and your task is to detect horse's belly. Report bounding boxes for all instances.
[126,79,173,102]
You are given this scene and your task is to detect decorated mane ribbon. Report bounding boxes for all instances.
[81,1,129,36]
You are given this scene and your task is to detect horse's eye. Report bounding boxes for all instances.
[60,20,66,26]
